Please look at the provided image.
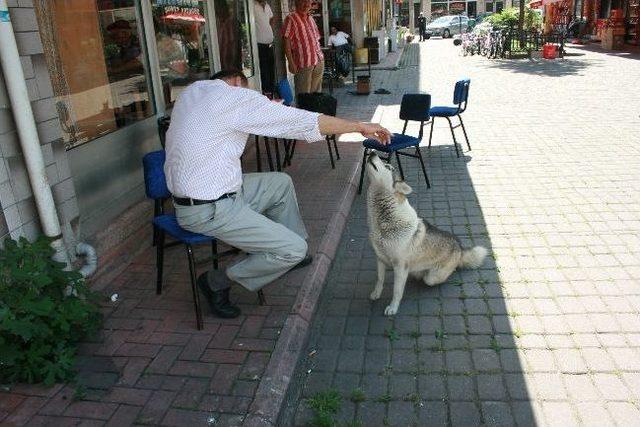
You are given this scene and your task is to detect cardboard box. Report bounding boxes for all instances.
[601,29,625,50]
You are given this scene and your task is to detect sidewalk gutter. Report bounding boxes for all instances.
[242,156,361,426]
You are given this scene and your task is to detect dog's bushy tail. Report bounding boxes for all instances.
[459,246,488,269]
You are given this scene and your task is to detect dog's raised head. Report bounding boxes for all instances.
[366,151,413,198]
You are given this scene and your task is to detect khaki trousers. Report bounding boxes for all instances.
[174,173,308,291]
[294,60,324,95]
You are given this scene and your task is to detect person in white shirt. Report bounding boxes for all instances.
[328,26,350,48]
[254,0,275,95]
[328,26,352,76]
[165,69,391,318]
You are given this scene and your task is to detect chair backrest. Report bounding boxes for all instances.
[157,116,171,148]
[399,94,431,139]
[399,94,431,122]
[143,150,171,200]
[453,79,471,113]
[297,92,337,116]
[277,78,294,106]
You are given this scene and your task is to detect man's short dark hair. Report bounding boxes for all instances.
[210,69,248,84]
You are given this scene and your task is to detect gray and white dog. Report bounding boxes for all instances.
[365,151,488,315]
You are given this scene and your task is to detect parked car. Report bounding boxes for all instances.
[475,12,493,25]
[425,15,472,38]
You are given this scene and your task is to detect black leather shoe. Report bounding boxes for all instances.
[291,254,313,271]
[197,273,241,319]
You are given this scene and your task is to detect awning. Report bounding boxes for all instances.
[529,0,564,7]
[160,12,205,23]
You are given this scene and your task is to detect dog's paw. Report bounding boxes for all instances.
[384,304,398,316]
[369,288,382,300]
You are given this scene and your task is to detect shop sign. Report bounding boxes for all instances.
[450,2,465,13]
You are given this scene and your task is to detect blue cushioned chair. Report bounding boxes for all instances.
[143,151,266,330]
[428,79,471,157]
[358,94,432,194]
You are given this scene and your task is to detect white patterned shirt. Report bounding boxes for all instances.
[164,79,323,200]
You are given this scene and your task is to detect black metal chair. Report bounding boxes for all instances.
[295,92,340,169]
[358,94,432,193]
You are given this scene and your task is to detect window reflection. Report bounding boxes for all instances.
[34,0,154,149]
[215,0,254,77]
[151,0,212,106]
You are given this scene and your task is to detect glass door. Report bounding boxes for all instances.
[212,0,259,88]
[150,0,214,107]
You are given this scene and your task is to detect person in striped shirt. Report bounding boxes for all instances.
[282,0,324,95]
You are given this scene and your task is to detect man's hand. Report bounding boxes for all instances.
[358,123,392,145]
[288,62,298,74]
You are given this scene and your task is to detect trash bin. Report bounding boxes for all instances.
[542,44,557,59]
[357,76,370,95]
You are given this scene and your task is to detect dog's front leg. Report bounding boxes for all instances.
[384,265,409,316]
[369,258,386,300]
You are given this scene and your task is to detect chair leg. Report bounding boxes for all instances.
[186,244,204,330]
[152,199,161,246]
[264,137,275,171]
[358,149,368,194]
[212,240,218,270]
[326,136,336,169]
[254,135,262,173]
[274,139,282,172]
[428,119,435,149]
[257,290,266,306]
[445,117,460,158]
[458,115,471,151]
[156,227,165,295]
[416,146,431,188]
[394,152,405,181]
[332,135,340,160]
[287,140,297,165]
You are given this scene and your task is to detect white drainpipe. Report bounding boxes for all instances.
[0,0,71,267]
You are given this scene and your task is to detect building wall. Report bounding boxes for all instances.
[0,1,79,251]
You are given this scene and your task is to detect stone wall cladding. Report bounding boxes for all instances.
[0,3,79,247]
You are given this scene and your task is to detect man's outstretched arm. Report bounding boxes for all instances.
[318,115,391,145]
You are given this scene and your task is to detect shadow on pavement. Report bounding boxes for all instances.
[280,44,535,426]
[481,56,597,77]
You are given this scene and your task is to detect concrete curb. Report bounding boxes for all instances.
[243,159,361,426]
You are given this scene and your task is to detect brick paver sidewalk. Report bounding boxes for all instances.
[0,52,415,426]
[282,41,640,426]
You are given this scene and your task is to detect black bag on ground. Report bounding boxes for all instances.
[297,92,337,117]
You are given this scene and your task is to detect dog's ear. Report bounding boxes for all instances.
[394,181,413,195]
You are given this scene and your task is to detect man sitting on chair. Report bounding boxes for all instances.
[164,69,391,318]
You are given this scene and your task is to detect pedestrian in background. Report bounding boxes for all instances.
[282,0,324,95]
[417,12,427,42]
[254,0,275,95]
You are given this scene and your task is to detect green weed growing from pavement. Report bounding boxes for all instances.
[376,393,392,403]
[350,389,366,403]
[385,328,399,342]
[307,389,342,427]
[490,336,502,353]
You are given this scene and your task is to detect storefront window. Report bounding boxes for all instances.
[431,2,449,19]
[450,1,466,15]
[34,0,154,150]
[329,0,352,35]
[215,0,255,77]
[151,0,212,107]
